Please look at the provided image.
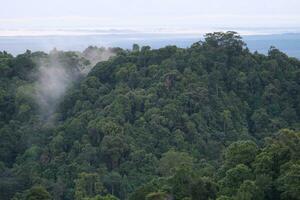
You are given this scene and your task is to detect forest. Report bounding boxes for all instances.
[0,32,299,200]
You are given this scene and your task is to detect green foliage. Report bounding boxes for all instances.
[190,177,218,200]
[84,194,119,200]
[158,150,194,176]
[101,134,130,170]
[235,180,261,200]
[276,162,300,200]
[25,186,51,200]
[0,32,300,200]
[74,172,106,200]
[169,167,194,199]
[225,140,258,167]
[145,192,168,200]
[219,164,252,196]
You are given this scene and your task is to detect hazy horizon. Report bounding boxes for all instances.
[1,0,300,57]
[1,32,300,59]
[1,0,300,36]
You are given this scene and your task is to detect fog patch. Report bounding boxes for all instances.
[34,47,116,118]
[79,46,116,74]
[35,59,77,117]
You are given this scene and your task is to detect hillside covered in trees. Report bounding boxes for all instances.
[0,32,300,200]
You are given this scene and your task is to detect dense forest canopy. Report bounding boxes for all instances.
[0,32,300,200]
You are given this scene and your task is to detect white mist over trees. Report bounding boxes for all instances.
[34,47,116,116]
[36,62,74,116]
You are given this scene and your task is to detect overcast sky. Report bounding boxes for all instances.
[1,0,300,31]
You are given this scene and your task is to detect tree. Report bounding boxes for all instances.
[221,110,231,134]
[236,180,261,200]
[100,134,130,170]
[276,162,300,200]
[170,167,193,199]
[84,194,119,200]
[74,172,106,200]
[158,150,194,176]
[225,140,258,167]
[204,31,245,56]
[145,192,169,200]
[25,186,51,200]
[190,177,217,200]
[132,44,140,52]
[250,109,269,135]
[103,172,122,196]
[219,164,252,196]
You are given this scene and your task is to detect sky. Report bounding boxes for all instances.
[0,0,300,34]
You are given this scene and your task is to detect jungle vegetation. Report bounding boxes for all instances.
[0,32,300,200]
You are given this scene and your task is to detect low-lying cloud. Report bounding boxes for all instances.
[34,47,116,118]
[36,63,73,116]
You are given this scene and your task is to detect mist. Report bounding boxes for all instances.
[34,47,116,117]
[80,46,116,74]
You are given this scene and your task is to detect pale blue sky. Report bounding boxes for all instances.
[1,0,300,31]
